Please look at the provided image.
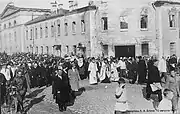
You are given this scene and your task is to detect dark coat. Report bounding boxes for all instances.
[54,71,70,104]
[0,73,6,105]
[147,65,161,83]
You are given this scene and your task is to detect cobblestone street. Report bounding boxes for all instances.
[2,79,179,114]
[24,79,179,114]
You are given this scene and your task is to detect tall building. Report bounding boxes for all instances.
[0,3,50,54]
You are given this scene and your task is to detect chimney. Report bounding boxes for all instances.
[68,0,74,11]
[58,4,63,9]
[50,1,58,13]
[73,0,78,10]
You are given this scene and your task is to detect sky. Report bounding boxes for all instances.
[0,0,90,13]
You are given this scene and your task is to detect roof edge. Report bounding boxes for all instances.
[154,0,180,7]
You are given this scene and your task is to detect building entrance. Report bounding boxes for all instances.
[115,45,135,58]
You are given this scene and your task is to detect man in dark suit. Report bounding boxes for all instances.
[138,56,147,84]
[146,59,162,109]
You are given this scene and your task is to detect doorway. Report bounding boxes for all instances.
[115,45,135,58]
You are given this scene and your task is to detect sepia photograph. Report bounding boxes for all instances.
[0,0,180,114]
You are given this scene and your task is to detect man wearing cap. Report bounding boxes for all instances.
[11,68,27,113]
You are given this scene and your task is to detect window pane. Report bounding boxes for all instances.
[81,20,85,32]
[141,15,148,29]
[102,17,108,30]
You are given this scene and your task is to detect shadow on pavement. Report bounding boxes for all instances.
[26,88,45,98]
[24,95,46,113]
[66,87,85,107]
[142,87,147,99]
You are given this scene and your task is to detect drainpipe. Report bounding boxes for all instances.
[152,3,163,59]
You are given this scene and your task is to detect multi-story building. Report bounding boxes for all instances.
[0,3,50,54]
[93,0,180,58]
[25,2,97,57]
[2,0,180,58]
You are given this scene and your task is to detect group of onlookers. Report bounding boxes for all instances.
[114,54,180,114]
[1,52,180,114]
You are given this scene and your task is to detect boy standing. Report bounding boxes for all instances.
[158,89,173,113]
[165,70,179,114]
[114,78,129,114]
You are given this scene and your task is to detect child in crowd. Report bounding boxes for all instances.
[114,78,129,114]
[158,89,173,113]
[165,70,180,114]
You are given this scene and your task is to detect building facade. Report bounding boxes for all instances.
[25,4,97,57]
[1,0,180,58]
[92,0,180,58]
[0,3,50,54]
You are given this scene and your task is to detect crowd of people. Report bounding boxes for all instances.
[0,52,180,114]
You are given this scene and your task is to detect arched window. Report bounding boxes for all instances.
[57,19,60,36]
[81,20,85,33]
[45,23,48,38]
[4,24,6,29]
[64,23,68,36]
[14,20,16,26]
[9,22,11,28]
[36,46,38,54]
[72,21,76,33]
[41,46,43,54]
[46,46,49,54]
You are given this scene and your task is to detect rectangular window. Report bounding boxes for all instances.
[170,42,176,56]
[81,20,85,33]
[65,23,68,36]
[120,16,128,30]
[72,21,76,34]
[169,14,176,28]
[141,43,149,56]
[101,17,108,30]
[26,30,28,40]
[40,27,43,38]
[35,28,38,39]
[30,29,33,40]
[140,15,148,29]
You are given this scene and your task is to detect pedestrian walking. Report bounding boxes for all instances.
[88,57,98,85]
[54,66,70,112]
[68,61,81,92]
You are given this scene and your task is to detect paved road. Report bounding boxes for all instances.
[1,79,179,114]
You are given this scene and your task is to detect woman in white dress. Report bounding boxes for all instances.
[88,57,98,85]
[110,59,119,82]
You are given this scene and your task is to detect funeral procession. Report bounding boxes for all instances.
[0,0,180,114]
